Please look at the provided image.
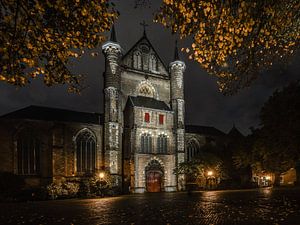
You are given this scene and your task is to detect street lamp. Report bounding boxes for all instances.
[207,171,213,176]
[98,172,106,197]
[99,172,105,179]
[265,176,271,180]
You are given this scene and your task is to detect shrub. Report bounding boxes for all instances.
[47,181,79,200]
[77,179,91,198]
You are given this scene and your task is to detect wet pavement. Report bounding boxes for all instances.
[1,187,300,225]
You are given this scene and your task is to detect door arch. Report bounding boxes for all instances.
[145,160,164,192]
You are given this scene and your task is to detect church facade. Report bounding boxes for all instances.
[0,27,227,193]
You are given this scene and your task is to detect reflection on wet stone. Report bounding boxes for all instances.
[0,188,300,225]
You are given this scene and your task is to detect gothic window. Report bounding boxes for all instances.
[141,133,152,153]
[144,112,150,123]
[17,129,40,175]
[187,139,200,161]
[138,84,154,98]
[157,134,168,154]
[159,114,164,125]
[149,54,157,71]
[76,130,96,173]
[133,50,142,70]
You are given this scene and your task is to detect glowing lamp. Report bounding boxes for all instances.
[207,171,213,176]
[99,172,105,179]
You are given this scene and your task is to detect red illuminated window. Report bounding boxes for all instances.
[159,114,164,125]
[144,113,150,123]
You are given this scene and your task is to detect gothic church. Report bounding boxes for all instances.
[0,26,227,193]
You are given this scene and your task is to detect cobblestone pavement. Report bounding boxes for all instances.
[1,188,300,225]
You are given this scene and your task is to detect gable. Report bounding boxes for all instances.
[122,36,169,77]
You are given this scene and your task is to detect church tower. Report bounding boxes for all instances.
[102,25,123,186]
[170,41,186,190]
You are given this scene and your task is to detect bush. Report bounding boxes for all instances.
[47,173,115,199]
[89,176,112,196]
[77,179,91,198]
[47,181,79,200]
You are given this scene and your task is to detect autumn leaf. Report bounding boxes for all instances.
[155,0,300,94]
[0,0,118,93]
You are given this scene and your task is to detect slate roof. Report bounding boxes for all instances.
[0,105,103,125]
[128,96,171,111]
[185,125,225,136]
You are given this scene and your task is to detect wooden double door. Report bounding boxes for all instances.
[146,171,162,192]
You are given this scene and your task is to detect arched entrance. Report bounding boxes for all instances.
[145,160,164,192]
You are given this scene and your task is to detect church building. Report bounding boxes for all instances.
[0,26,227,193]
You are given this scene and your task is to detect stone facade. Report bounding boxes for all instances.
[0,116,103,187]
[0,29,232,192]
[102,32,182,193]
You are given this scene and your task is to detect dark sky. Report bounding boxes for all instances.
[0,0,299,135]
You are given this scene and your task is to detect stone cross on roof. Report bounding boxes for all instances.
[140,20,149,36]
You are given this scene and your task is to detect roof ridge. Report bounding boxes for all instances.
[0,105,102,124]
[27,105,100,115]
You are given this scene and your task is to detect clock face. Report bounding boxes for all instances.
[139,43,150,53]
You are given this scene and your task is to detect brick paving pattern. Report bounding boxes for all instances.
[0,188,300,225]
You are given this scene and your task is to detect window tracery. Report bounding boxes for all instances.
[141,133,152,153]
[139,85,153,97]
[75,129,96,173]
[149,54,157,71]
[187,139,200,161]
[17,129,40,175]
[157,134,168,154]
[133,50,142,70]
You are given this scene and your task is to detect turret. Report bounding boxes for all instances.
[101,25,123,186]
[102,24,122,90]
[169,40,186,190]
[170,40,186,128]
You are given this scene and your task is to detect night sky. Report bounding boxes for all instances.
[0,0,299,135]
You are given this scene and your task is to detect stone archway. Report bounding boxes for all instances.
[145,160,164,192]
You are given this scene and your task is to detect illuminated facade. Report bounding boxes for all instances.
[0,27,228,192]
[102,26,185,192]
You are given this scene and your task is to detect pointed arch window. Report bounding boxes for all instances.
[75,130,96,173]
[141,133,152,153]
[187,139,200,161]
[157,134,168,154]
[149,54,157,71]
[17,129,40,175]
[133,50,142,70]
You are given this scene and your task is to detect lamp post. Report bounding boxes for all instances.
[98,172,106,197]
[265,175,271,187]
[99,172,105,179]
[207,170,214,189]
